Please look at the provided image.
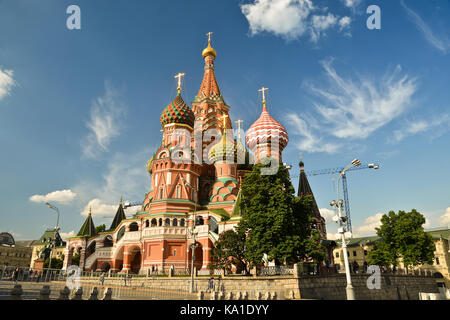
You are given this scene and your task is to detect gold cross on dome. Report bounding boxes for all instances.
[258,87,269,104]
[235,120,243,132]
[174,72,185,92]
[206,32,213,43]
[221,113,228,130]
[235,120,243,139]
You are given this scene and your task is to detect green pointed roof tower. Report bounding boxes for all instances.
[77,206,97,237]
[109,197,126,231]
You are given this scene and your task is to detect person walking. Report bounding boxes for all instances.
[13,267,19,283]
[99,272,105,286]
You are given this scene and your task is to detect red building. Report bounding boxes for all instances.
[63,35,322,274]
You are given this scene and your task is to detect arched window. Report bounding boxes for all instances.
[151,219,157,227]
[103,236,113,247]
[158,218,163,226]
[173,218,178,227]
[159,188,164,199]
[164,218,170,227]
[129,222,139,232]
[145,220,149,228]
[196,216,204,226]
[176,185,182,199]
[180,219,185,227]
[117,227,125,241]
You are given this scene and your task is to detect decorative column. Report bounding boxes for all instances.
[122,246,131,273]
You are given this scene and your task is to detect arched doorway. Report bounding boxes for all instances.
[129,247,142,274]
[101,262,111,272]
[113,246,124,272]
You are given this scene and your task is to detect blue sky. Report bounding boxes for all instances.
[1,0,449,240]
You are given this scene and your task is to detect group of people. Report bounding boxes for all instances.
[4,268,43,283]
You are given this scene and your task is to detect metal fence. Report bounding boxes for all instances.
[0,266,198,300]
[260,266,295,276]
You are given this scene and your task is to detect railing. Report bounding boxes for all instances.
[260,266,294,276]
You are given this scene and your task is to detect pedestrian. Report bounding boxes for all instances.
[13,268,19,283]
[123,274,127,286]
[99,272,105,286]
[325,260,330,273]
[128,274,132,286]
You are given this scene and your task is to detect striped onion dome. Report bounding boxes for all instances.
[208,134,237,163]
[245,105,289,151]
[160,93,195,127]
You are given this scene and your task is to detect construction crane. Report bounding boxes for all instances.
[299,163,380,233]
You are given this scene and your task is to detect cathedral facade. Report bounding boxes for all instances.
[62,36,326,274]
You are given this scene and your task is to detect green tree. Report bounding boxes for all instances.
[236,161,323,267]
[211,229,248,273]
[368,209,435,271]
[96,224,106,233]
[44,255,64,269]
[71,252,80,266]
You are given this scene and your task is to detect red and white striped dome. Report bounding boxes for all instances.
[245,105,289,151]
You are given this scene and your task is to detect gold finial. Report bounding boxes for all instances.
[300,152,302,161]
[258,87,269,106]
[174,72,185,94]
[89,206,92,216]
[120,196,123,206]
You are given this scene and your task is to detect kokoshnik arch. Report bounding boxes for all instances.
[62,34,327,274]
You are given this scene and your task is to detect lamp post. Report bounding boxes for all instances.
[330,158,361,300]
[45,202,60,281]
[181,177,199,293]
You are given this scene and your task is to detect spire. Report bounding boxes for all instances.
[77,207,97,237]
[297,157,320,218]
[299,152,304,170]
[110,197,127,231]
[196,33,221,102]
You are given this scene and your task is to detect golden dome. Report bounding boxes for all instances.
[202,43,216,58]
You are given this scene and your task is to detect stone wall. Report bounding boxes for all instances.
[297,274,440,300]
[89,273,439,300]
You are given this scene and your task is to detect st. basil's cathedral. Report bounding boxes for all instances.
[62,35,328,274]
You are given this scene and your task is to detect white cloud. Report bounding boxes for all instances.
[60,230,75,239]
[310,13,339,42]
[342,0,361,9]
[74,146,153,219]
[29,189,77,204]
[81,198,141,218]
[240,0,352,42]
[0,67,15,100]
[439,207,450,226]
[319,208,336,222]
[353,213,383,236]
[309,60,417,140]
[286,113,341,153]
[326,232,338,240]
[81,199,119,217]
[391,114,450,143]
[401,0,450,54]
[81,82,127,159]
[338,16,351,31]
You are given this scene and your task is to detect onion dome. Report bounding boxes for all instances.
[202,34,217,58]
[160,93,195,128]
[208,134,237,163]
[246,104,289,151]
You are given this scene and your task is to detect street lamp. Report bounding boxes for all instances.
[181,177,199,293]
[45,202,60,280]
[330,158,361,300]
